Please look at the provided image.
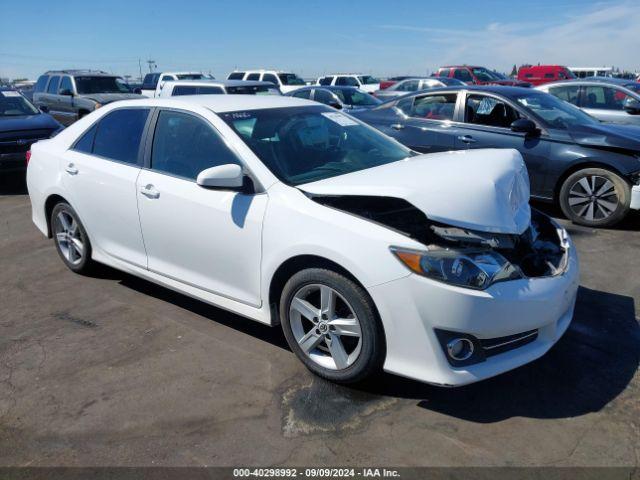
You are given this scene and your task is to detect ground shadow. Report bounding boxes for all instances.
[0,172,28,195]
[90,264,638,423]
[358,286,639,422]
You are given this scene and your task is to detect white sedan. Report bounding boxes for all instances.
[26,95,579,386]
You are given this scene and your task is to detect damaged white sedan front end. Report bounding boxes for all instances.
[295,148,579,385]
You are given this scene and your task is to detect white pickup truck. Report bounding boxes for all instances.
[138,72,212,97]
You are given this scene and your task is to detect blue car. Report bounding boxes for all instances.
[352,85,640,227]
[286,86,381,112]
[0,88,62,174]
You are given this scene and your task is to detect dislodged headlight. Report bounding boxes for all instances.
[391,246,522,290]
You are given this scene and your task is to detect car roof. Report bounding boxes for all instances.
[163,80,274,88]
[106,95,317,113]
[44,70,116,77]
[439,65,482,69]
[539,79,639,89]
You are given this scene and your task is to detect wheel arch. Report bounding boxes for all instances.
[268,255,383,330]
[553,160,630,202]
[44,193,71,238]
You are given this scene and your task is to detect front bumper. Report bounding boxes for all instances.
[369,240,579,386]
[0,152,27,172]
[631,184,640,210]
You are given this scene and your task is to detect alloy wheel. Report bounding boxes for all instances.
[289,284,362,370]
[567,175,619,222]
[54,210,85,266]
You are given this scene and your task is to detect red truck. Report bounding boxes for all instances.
[517,65,576,86]
[435,65,530,86]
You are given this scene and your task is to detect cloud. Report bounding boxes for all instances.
[378,1,640,72]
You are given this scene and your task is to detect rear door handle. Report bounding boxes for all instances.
[140,184,160,199]
[457,135,477,144]
[390,123,405,130]
[65,163,78,175]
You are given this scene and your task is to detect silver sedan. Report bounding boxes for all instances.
[373,77,465,101]
[537,80,640,125]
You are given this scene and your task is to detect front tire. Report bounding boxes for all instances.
[280,268,385,384]
[559,168,631,228]
[51,202,94,274]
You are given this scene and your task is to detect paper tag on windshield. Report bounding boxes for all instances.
[0,91,21,97]
[322,112,358,127]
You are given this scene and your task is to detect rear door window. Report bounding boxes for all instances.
[336,76,359,87]
[246,73,261,81]
[292,89,312,99]
[92,108,150,165]
[318,77,332,86]
[227,72,245,80]
[46,76,60,94]
[262,73,278,85]
[453,69,472,82]
[410,94,458,120]
[548,85,580,105]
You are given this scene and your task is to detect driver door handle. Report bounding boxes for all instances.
[65,163,78,175]
[457,135,477,144]
[390,123,405,130]
[140,184,160,199]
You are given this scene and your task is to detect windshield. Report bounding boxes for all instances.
[226,85,281,95]
[472,67,500,82]
[176,74,206,80]
[278,73,305,86]
[0,91,40,116]
[514,91,598,129]
[220,105,411,185]
[333,89,381,106]
[74,76,131,94]
[358,75,380,85]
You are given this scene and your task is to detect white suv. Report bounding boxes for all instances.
[316,74,380,93]
[226,70,306,93]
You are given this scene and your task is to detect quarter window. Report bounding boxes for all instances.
[73,125,97,154]
[47,76,60,94]
[151,110,240,180]
[92,108,150,164]
[227,72,245,80]
[35,75,49,93]
[410,94,457,120]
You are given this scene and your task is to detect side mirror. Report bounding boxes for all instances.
[39,105,49,113]
[133,88,142,95]
[59,89,73,96]
[511,118,539,136]
[329,101,343,110]
[623,98,640,115]
[196,164,244,189]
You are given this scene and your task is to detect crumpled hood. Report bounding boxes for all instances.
[568,122,640,151]
[84,93,142,104]
[299,149,531,235]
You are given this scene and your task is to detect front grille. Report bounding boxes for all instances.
[0,129,53,154]
[480,329,538,357]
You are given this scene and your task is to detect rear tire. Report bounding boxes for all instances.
[280,268,385,384]
[559,168,630,228]
[51,202,94,274]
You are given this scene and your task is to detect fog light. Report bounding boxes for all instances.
[447,338,474,361]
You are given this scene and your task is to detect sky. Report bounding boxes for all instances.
[1,0,638,81]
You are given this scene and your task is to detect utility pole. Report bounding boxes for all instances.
[138,58,143,82]
[146,59,157,73]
